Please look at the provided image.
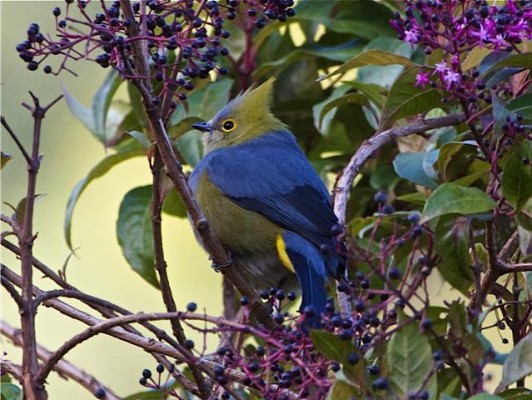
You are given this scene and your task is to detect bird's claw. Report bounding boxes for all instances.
[211,256,233,272]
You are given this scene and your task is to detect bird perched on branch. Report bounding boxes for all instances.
[189,78,346,326]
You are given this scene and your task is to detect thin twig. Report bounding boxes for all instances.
[18,94,62,400]
[332,113,466,315]
[2,239,184,351]
[1,264,202,396]
[118,0,274,329]
[0,116,32,164]
[1,273,24,309]
[1,320,121,400]
[1,359,23,384]
[151,150,211,398]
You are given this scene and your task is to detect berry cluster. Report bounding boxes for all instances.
[391,0,531,53]
[391,0,531,103]
[208,328,331,399]
[16,0,295,104]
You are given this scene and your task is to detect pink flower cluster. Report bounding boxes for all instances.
[391,0,531,54]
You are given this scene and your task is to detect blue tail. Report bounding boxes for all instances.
[282,231,328,328]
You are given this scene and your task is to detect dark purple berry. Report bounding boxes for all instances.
[421,318,432,330]
[184,339,195,350]
[382,204,395,214]
[27,61,38,71]
[214,364,225,376]
[374,191,387,204]
[388,267,401,279]
[372,377,388,390]
[347,352,359,365]
[142,368,152,379]
[368,365,380,375]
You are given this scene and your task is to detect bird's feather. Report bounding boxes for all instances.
[191,130,338,251]
[281,231,327,327]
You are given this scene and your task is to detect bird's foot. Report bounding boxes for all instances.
[210,255,233,272]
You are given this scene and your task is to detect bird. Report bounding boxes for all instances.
[189,78,346,326]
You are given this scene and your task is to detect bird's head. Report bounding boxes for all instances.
[192,78,286,153]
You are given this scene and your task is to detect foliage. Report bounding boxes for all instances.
[2,0,531,399]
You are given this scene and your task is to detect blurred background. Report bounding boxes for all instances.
[1,2,220,398]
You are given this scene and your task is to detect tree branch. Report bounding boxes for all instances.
[2,239,186,351]
[333,113,466,225]
[151,151,211,398]
[17,94,62,400]
[1,264,202,396]
[1,320,121,400]
[1,116,32,164]
[332,113,466,314]
[118,0,274,329]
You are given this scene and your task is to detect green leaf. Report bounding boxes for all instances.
[498,388,532,400]
[497,333,532,391]
[343,81,387,110]
[123,388,172,399]
[436,142,479,182]
[162,188,187,218]
[64,148,145,249]
[168,116,203,141]
[467,395,503,400]
[62,85,96,137]
[312,85,350,134]
[327,379,358,400]
[319,93,369,130]
[357,37,414,88]
[396,192,428,205]
[310,331,366,386]
[387,321,436,399]
[168,116,204,167]
[501,141,532,212]
[295,0,395,40]
[1,151,12,169]
[127,130,152,149]
[518,226,531,258]
[92,69,122,144]
[421,183,496,223]
[318,49,415,81]
[393,150,439,190]
[492,95,518,137]
[462,47,493,71]
[176,131,203,167]
[379,67,442,130]
[0,383,22,400]
[481,52,532,77]
[434,215,474,295]
[13,194,44,227]
[127,82,148,129]
[117,185,159,288]
[185,79,233,121]
[508,93,532,124]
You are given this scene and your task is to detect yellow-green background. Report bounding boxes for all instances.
[1,2,221,398]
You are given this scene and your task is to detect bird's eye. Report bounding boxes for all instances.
[221,119,237,133]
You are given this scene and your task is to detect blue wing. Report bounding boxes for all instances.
[282,231,327,328]
[195,131,340,254]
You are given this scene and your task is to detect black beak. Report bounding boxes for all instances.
[191,121,213,132]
